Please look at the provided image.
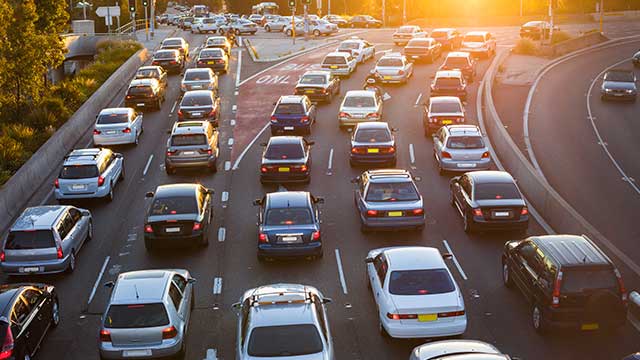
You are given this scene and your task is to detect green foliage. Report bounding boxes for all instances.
[513,38,539,55]
[551,30,573,44]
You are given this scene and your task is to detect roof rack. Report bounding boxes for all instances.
[248,287,315,307]
[65,148,101,160]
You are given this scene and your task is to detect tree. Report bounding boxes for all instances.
[33,0,69,74]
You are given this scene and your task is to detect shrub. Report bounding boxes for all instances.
[513,38,539,55]
[551,30,572,44]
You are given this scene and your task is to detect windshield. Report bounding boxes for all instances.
[444,57,469,68]
[127,86,152,96]
[323,56,346,65]
[184,71,211,81]
[247,324,323,357]
[431,30,449,38]
[344,96,375,108]
[200,49,223,58]
[5,230,55,250]
[155,51,176,59]
[265,143,304,159]
[397,26,415,33]
[474,183,521,200]
[275,103,304,115]
[171,134,207,146]
[163,39,182,46]
[524,21,543,27]
[431,101,462,113]
[447,136,484,149]
[265,208,313,225]
[561,268,617,293]
[366,182,419,202]
[407,39,430,47]
[604,71,634,82]
[464,35,485,42]
[207,38,226,45]
[377,58,403,67]
[389,269,455,295]
[60,165,99,179]
[104,303,170,329]
[299,75,327,85]
[339,42,360,50]
[136,69,159,78]
[435,78,463,87]
[97,113,129,124]
[181,94,212,106]
[355,128,391,142]
[150,196,198,215]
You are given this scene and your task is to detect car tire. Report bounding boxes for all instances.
[134,131,139,146]
[66,252,76,273]
[502,261,513,288]
[265,25,271,32]
[463,211,473,233]
[106,185,114,202]
[235,29,241,35]
[532,304,546,334]
[166,165,176,175]
[286,29,292,37]
[51,297,60,327]
[86,221,93,242]
[313,29,321,36]
[144,239,154,252]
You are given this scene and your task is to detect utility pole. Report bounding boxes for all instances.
[599,0,604,33]
[548,0,554,45]
[144,2,149,41]
[150,0,155,38]
[328,0,331,15]
[303,3,309,41]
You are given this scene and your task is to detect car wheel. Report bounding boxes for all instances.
[502,261,513,288]
[463,211,473,233]
[286,29,292,37]
[166,165,176,175]
[134,131,139,145]
[51,297,60,327]
[144,239,154,252]
[532,304,546,334]
[265,25,271,32]
[106,185,114,202]
[235,29,241,35]
[313,29,321,36]
[119,165,125,180]
[86,221,93,242]
[66,252,76,273]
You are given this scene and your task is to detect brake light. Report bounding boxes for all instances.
[122,128,131,133]
[520,207,529,215]
[208,109,217,117]
[614,268,628,303]
[93,129,101,135]
[97,176,105,186]
[260,166,268,173]
[456,117,464,123]
[144,224,153,233]
[367,113,379,118]
[552,270,563,308]
[339,112,350,118]
[437,310,465,317]
[99,329,111,342]
[383,147,395,153]
[386,312,417,320]
[166,149,177,156]
[270,115,278,123]
[312,231,320,241]
[428,117,437,123]
[56,246,63,259]
[177,109,183,117]
[258,233,268,243]
[300,116,309,123]
[398,70,405,75]
[472,208,483,216]
[54,179,59,189]
[0,251,4,263]
[162,326,178,339]
[441,151,452,159]
[199,148,213,155]
[412,208,424,215]
[192,222,202,231]
[0,325,13,359]
[299,165,308,172]
[366,210,379,217]
[170,60,177,64]
[482,151,490,158]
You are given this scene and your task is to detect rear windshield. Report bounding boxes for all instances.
[200,49,224,58]
[435,78,463,87]
[444,57,469,68]
[127,86,152,95]
[181,94,213,106]
[339,42,359,50]
[355,128,391,142]
[171,134,207,146]
[366,182,419,202]
[184,71,211,81]
[389,269,455,295]
[163,39,182,46]
[474,183,520,200]
[344,96,375,108]
[248,324,323,357]
[5,230,55,250]
[604,71,634,82]
[447,136,484,149]
[524,21,543,27]
[265,208,312,226]
[377,58,403,67]
[431,30,450,38]
[207,38,226,45]
[151,196,198,215]
[431,101,462,113]
[561,268,617,293]
[155,51,176,59]
[397,26,415,33]
[299,75,327,85]
[407,39,430,47]
[60,165,99,179]
[203,18,216,24]
[104,303,169,329]
[136,69,159,78]
[323,56,346,65]
[275,103,304,115]
[265,143,304,159]
[464,35,485,42]
[97,113,129,124]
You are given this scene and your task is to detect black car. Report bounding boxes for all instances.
[502,234,627,333]
[633,50,640,67]
[449,171,529,233]
[254,191,324,261]
[430,28,463,50]
[151,49,185,74]
[260,136,313,184]
[143,184,214,251]
[124,78,165,111]
[601,69,637,101]
[178,90,221,127]
[350,122,396,167]
[519,21,554,40]
[0,284,59,359]
[196,48,229,73]
[348,15,382,28]
[294,70,341,103]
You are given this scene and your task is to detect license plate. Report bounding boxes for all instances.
[457,163,476,168]
[441,120,453,125]
[411,55,419,59]
[208,61,215,64]
[165,227,180,233]
[137,103,145,107]
[123,350,152,357]
[384,76,392,80]
[494,211,510,217]
[20,266,40,273]
[192,112,202,117]
[367,148,379,153]
[388,211,403,217]
[278,167,290,172]
[418,314,437,322]
[183,151,196,155]
[305,90,315,93]
[330,65,338,69]
[281,236,298,242]
[106,130,117,135]
[72,184,87,190]
[191,85,202,89]
[284,126,294,130]
[581,323,599,330]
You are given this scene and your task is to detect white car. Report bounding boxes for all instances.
[93,108,143,146]
[365,246,467,339]
[410,340,509,360]
[284,19,337,37]
[248,14,263,24]
[374,52,414,84]
[190,17,205,32]
[392,25,427,46]
[321,52,357,76]
[336,37,375,63]
[264,16,295,32]
[338,90,383,128]
[193,17,219,33]
[461,31,497,58]
[220,18,258,35]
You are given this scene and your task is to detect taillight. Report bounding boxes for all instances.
[0,323,13,359]
[382,147,395,154]
[166,149,177,156]
[258,233,268,243]
[339,112,350,118]
[122,128,131,133]
[300,116,309,123]
[367,112,379,118]
[162,326,178,339]
[312,231,320,241]
[456,117,464,123]
[125,95,132,99]
[472,208,483,216]
[93,129,101,135]
[199,148,213,155]
[412,208,424,216]
[97,176,105,186]
[520,207,529,216]
[260,166,268,173]
[144,224,153,233]
[208,109,217,117]
[177,109,183,117]
[441,151,452,159]
[482,151,490,158]
[366,210,379,217]
[386,312,417,320]
[615,268,628,303]
[270,115,278,123]
[99,329,111,342]
[54,179,59,189]
[192,222,202,231]
[398,70,405,75]
[552,271,563,308]
[170,60,177,64]
[437,310,465,317]
[428,117,437,123]
[299,165,308,172]
[56,246,63,259]
[0,251,4,263]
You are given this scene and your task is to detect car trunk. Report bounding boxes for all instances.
[59,165,100,195]
[295,85,326,96]
[389,292,463,325]
[368,200,421,214]
[404,46,428,56]
[475,199,525,221]
[376,66,403,76]
[182,80,212,91]
[429,113,465,127]
[265,225,315,244]
[95,123,129,137]
[148,215,197,237]
[180,105,214,120]
[351,140,394,156]
[4,230,58,263]
[448,147,486,161]
[262,158,306,173]
[109,326,166,347]
[168,144,210,160]
[198,57,225,66]
[341,106,377,120]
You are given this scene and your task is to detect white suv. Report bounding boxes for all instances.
[461,31,496,58]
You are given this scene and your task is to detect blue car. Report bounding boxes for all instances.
[270,95,317,135]
[254,191,324,261]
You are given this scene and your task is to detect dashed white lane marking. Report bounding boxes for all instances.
[218,227,226,242]
[224,161,231,171]
[213,277,223,294]
[143,155,154,177]
[414,93,422,107]
[204,349,218,360]
[409,144,415,164]
[232,104,237,112]
[170,100,178,113]
[234,91,239,96]
[228,138,234,146]
[87,256,110,305]
[326,148,334,175]
[335,249,348,295]
[221,191,229,202]
[230,119,236,126]
[443,240,468,280]
[235,43,243,87]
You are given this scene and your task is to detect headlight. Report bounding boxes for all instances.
[626,89,634,94]
[604,88,612,92]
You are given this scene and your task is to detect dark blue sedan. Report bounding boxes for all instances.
[270,95,317,135]
[254,191,324,261]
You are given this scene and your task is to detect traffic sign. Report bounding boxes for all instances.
[96,6,120,17]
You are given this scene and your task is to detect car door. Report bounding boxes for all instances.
[11,295,38,357]
[57,211,80,257]
[511,241,540,300]
[312,295,333,357]
[168,280,187,334]
[68,207,88,249]
[172,274,191,325]
[433,128,445,159]
[22,289,50,346]
[354,175,367,215]
[130,111,142,135]
[372,255,390,316]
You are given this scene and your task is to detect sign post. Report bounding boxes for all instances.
[150,0,155,38]
[96,6,120,33]
[289,0,296,45]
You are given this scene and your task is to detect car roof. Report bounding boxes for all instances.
[138,66,162,71]
[381,52,404,58]
[345,90,376,97]
[432,27,455,32]
[278,95,305,104]
[447,51,471,58]
[532,235,612,268]
[430,96,462,104]
[63,148,103,166]
[129,78,158,87]
[326,51,350,57]
[268,136,304,145]
[184,68,211,74]
[355,122,389,130]
[467,170,515,183]
[155,49,179,55]
[112,270,172,304]
[206,36,227,40]
[365,169,413,183]
[384,247,446,271]
[266,191,310,208]
[446,125,481,136]
[413,340,502,359]
[154,183,200,198]
[244,284,320,327]
[163,37,185,43]
[435,70,464,78]
[12,206,67,231]
[98,107,132,116]
[171,121,209,135]
[301,70,331,77]
[465,31,489,36]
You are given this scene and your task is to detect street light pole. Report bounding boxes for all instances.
[150,0,155,38]
[144,3,149,41]
[599,0,604,33]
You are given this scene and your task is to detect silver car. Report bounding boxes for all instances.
[99,269,195,359]
[165,121,220,174]
[374,52,414,84]
[54,148,124,202]
[264,16,295,32]
[410,340,509,360]
[338,90,383,129]
[181,68,218,94]
[0,205,92,275]
[233,283,335,360]
[93,108,143,146]
[433,125,491,175]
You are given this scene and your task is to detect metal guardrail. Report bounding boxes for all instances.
[115,19,150,34]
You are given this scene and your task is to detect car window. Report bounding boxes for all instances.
[430,101,462,113]
[69,208,82,223]
[181,94,213,106]
[299,75,327,85]
[275,103,304,115]
[312,295,328,339]
[173,274,188,293]
[365,182,419,202]
[163,39,182,46]
[171,134,207,146]
[407,39,430,47]
[128,86,154,96]
[474,182,520,200]
[339,42,359,50]
[151,196,198,215]
[344,96,375,108]
[265,207,312,226]
[354,128,391,142]
[561,268,618,293]
[444,56,469,68]
[60,165,99,179]
[11,298,31,325]
[200,49,224,57]
[57,213,73,240]
[22,289,43,307]
[323,56,346,65]
[154,51,177,59]
[389,269,456,295]
[136,69,159,78]
[464,34,485,42]
[377,58,403,67]
[184,70,211,81]
[169,283,183,311]
[5,230,55,250]
[104,303,170,328]
[247,324,323,357]
[447,136,484,149]
[435,77,463,87]
[207,38,226,45]
[431,30,449,38]
[97,113,129,124]
[374,255,388,285]
[264,142,304,159]
[460,175,472,195]
[604,71,635,82]
[397,26,415,33]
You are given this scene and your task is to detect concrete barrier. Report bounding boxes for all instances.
[539,31,608,57]
[0,48,149,234]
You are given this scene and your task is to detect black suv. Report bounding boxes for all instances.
[502,234,627,334]
[124,78,165,111]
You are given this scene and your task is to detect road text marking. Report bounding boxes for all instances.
[221,191,229,203]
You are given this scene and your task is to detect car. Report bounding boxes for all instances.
[353,169,425,232]
[178,90,221,126]
[99,269,196,359]
[254,192,324,260]
[601,69,637,101]
[179,16,194,29]
[449,171,529,233]
[430,70,468,100]
[284,19,338,37]
[348,15,382,28]
[151,49,185,74]
[143,184,213,249]
[0,284,60,360]
[393,25,427,46]
[520,21,557,40]
[196,48,229,73]
[270,95,317,135]
[322,14,348,27]
[134,65,168,90]
[336,37,376,63]
[160,37,189,61]
[205,36,231,54]
[181,68,218,94]
[93,108,143,146]
[233,284,334,359]
[461,31,496,58]
[0,205,92,274]
[220,18,258,35]
[165,121,219,174]
[633,50,640,67]
[502,234,627,333]
[321,52,357,77]
[410,340,509,360]
[365,246,466,338]
[374,52,414,84]
[54,148,124,202]
[248,14,263,23]
[423,96,465,136]
[124,78,166,110]
[189,17,204,32]
[439,52,476,82]
[294,70,341,103]
[403,37,442,63]
[264,16,293,32]
[350,122,397,167]
[193,17,219,33]
[259,136,313,184]
[433,125,491,175]
[338,90,383,129]
[260,14,279,26]
[430,28,463,50]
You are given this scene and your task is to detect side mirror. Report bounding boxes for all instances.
[391,128,398,132]
[104,281,115,288]
[115,153,124,159]
[166,130,172,134]
[350,177,359,184]
[81,209,91,217]
[188,278,197,284]
[253,199,262,206]
[413,176,422,182]
[322,297,333,304]
[442,253,453,260]
[207,188,215,195]
[231,302,241,309]
[307,141,315,146]
[364,257,374,263]
[145,191,155,198]
[314,196,325,204]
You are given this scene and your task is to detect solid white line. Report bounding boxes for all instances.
[218,227,226,242]
[143,155,154,176]
[88,256,110,305]
[224,161,231,171]
[414,93,422,106]
[170,100,178,113]
[221,191,229,202]
[232,122,270,170]
[235,44,243,87]
[442,240,468,280]
[335,249,348,294]
[409,144,415,164]
[327,148,334,170]
[204,349,218,360]
[213,277,223,294]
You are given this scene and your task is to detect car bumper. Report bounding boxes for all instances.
[542,306,626,331]
[258,242,322,258]
[361,215,425,229]
[601,91,636,100]
[471,216,529,231]
[1,256,71,275]
[178,116,218,126]
[55,185,111,200]
[165,156,216,169]
[425,121,465,132]
[339,117,381,127]
[153,63,182,72]
[382,316,467,339]
[99,338,183,359]
[326,68,351,76]
[125,99,157,108]
[430,89,467,99]
[439,158,491,172]
[393,37,412,44]
[350,153,396,165]
[144,232,203,246]
[93,133,136,146]
[270,124,311,134]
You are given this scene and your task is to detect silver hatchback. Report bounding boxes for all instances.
[93,108,143,146]
[99,269,195,359]
[165,121,220,174]
[181,68,218,94]
[433,125,491,175]
[338,90,383,129]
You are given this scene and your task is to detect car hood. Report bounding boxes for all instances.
[147,214,199,223]
[603,81,636,90]
[474,198,526,207]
